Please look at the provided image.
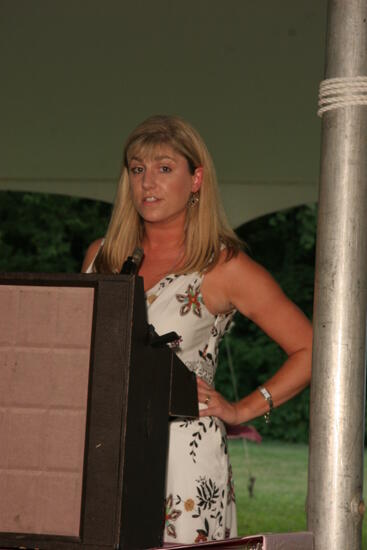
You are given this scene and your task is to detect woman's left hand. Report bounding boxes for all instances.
[197,376,239,425]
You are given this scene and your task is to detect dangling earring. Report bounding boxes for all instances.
[189,192,200,207]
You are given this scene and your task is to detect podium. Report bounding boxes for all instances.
[0,273,198,550]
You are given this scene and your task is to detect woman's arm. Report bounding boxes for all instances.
[81,238,104,273]
[198,251,312,425]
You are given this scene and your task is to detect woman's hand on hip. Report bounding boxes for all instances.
[197,376,239,425]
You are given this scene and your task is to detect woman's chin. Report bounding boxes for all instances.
[141,209,187,227]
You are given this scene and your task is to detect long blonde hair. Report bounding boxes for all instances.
[95,114,242,273]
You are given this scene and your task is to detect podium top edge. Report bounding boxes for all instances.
[0,272,142,286]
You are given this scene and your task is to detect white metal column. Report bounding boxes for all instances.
[307,1,367,548]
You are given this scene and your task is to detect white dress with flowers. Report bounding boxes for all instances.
[146,272,237,544]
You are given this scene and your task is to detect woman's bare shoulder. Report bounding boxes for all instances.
[202,249,283,316]
[81,238,104,273]
[209,249,258,279]
[201,250,250,313]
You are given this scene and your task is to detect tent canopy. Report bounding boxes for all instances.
[0,1,326,226]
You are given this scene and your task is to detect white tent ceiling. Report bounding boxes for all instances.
[0,0,326,227]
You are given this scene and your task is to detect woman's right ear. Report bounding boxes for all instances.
[192,166,203,193]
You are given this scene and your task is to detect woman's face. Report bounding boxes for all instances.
[128,144,202,227]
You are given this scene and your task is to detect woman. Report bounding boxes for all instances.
[82,115,312,544]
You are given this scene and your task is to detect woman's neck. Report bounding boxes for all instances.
[143,220,185,255]
[139,222,186,289]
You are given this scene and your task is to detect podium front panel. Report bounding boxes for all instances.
[0,284,94,537]
[0,273,139,549]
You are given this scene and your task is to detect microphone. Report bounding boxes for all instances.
[120,247,144,275]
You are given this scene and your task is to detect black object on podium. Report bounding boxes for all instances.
[0,272,198,550]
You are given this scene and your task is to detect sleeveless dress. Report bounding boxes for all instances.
[146,271,237,544]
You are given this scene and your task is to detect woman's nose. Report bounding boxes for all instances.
[141,168,156,190]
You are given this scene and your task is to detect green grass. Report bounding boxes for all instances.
[228,439,367,547]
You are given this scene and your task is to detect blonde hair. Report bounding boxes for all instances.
[95,114,242,274]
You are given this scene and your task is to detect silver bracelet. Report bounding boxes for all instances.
[258,385,273,424]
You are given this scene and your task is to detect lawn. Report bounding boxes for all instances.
[228,439,367,548]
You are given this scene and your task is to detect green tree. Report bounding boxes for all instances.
[0,191,111,273]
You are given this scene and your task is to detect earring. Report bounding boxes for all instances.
[189,192,200,207]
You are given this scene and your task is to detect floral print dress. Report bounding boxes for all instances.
[146,272,237,544]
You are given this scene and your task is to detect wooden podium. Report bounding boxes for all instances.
[0,273,198,550]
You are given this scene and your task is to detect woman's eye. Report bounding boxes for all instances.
[160,165,171,173]
[130,166,144,175]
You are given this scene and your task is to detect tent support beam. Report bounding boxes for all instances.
[307,1,367,548]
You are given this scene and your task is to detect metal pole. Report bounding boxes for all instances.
[307,1,367,548]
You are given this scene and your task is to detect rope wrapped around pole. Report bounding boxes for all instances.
[318,76,367,115]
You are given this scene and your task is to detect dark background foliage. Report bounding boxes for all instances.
[1,191,318,442]
[0,192,111,273]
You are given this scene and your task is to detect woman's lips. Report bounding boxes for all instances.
[143,196,160,203]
